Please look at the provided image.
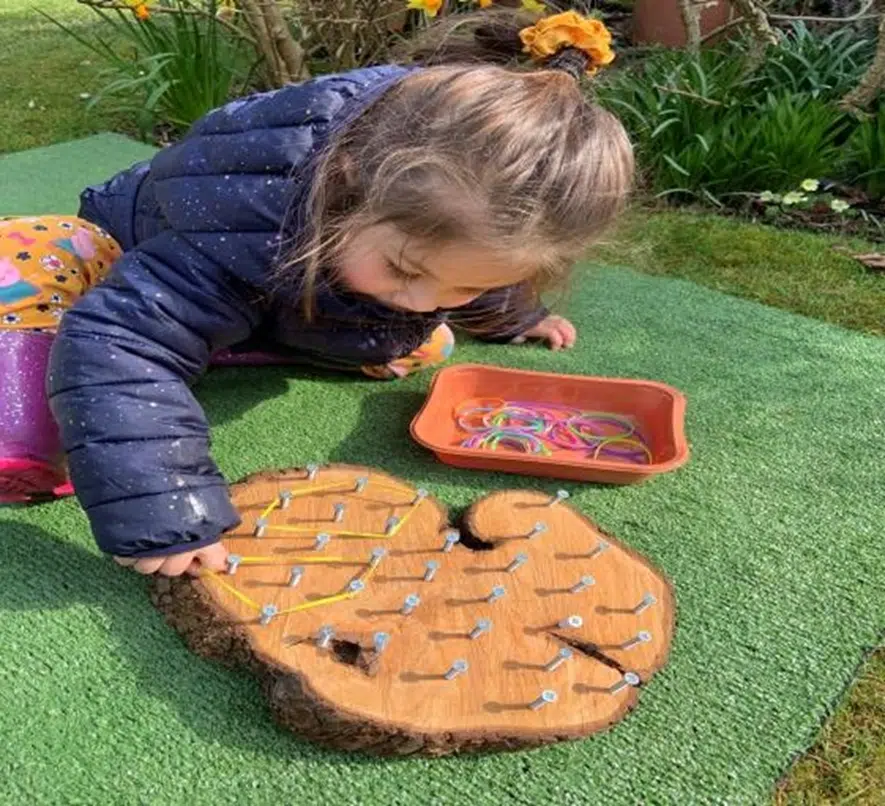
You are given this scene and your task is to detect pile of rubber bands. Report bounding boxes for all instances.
[454,398,653,465]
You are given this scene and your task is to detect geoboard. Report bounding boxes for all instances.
[151,464,675,756]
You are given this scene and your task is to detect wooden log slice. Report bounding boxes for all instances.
[150,464,675,756]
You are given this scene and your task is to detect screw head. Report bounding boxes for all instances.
[488,585,506,602]
[315,533,331,550]
[373,632,390,653]
[559,615,583,629]
[442,530,460,552]
[403,594,420,612]
[637,631,652,643]
[530,521,547,537]
[288,566,304,586]
[316,625,334,645]
[347,579,365,594]
[624,672,641,686]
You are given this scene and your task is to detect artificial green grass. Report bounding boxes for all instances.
[1,137,885,805]
[0,134,157,216]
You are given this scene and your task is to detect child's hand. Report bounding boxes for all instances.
[113,542,229,577]
[514,315,577,350]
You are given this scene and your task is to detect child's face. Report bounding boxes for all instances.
[336,224,531,312]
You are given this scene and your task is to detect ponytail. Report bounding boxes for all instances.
[394,9,615,82]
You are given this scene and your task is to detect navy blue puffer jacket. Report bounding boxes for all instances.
[47,66,546,558]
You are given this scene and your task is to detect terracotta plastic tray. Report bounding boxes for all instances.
[410,364,689,484]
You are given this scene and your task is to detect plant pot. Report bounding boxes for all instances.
[632,0,733,47]
[410,363,690,484]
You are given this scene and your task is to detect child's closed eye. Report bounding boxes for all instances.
[386,259,488,299]
[387,260,420,281]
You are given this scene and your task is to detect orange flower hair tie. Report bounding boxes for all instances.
[519,11,615,76]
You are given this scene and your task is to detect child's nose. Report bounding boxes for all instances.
[404,279,442,312]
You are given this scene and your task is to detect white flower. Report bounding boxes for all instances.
[79,93,91,100]
[782,192,808,206]
[27,99,36,110]
[800,179,820,192]
[759,191,781,203]
[830,199,851,213]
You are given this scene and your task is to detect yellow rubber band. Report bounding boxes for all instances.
[263,525,389,539]
[359,563,380,583]
[237,555,351,565]
[277,591,354,615]
[365,481,415,497]
[259,498,280,520]
[284,482,355,499]
[390,497,423,535]
[201,570,261,610]
[591,437,654,463]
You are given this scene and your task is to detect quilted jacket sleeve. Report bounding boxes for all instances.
[47,232,263,558]
[49,67,415,559]
[446,284,548,343]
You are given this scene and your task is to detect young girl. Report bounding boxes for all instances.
[0,10,632,577]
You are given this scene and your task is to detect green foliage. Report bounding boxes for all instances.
[745,22,875,99]
[842,106,885,200]
[41,1,248,139]
[595,23,878,203]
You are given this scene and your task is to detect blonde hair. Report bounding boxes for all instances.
[281,10,634,316]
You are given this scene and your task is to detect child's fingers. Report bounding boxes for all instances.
[547,329,565,351]
[157,551,199,577]
[197,544,230,573]
[133,556,166,575]
[561,320,578,348]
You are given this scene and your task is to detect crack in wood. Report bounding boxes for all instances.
[552,632,630,677]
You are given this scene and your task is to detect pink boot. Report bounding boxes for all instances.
[0,331,71,504]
